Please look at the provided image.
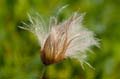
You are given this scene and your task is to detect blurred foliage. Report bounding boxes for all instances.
[0,0,120,79]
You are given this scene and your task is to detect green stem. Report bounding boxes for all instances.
[40,65,46,79]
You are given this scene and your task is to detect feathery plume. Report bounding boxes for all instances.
[19,11,99,68]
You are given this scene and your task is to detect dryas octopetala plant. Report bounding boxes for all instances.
[19,11,99,69]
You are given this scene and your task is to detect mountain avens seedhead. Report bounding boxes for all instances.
[19,11,99,69]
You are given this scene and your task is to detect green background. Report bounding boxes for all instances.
[0,0,120,79]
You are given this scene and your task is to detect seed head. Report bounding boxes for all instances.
[19,12,99,68]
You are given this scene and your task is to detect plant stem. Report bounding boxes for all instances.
[40,65,46,79]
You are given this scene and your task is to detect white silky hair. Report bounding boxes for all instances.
[19,11,99,69]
